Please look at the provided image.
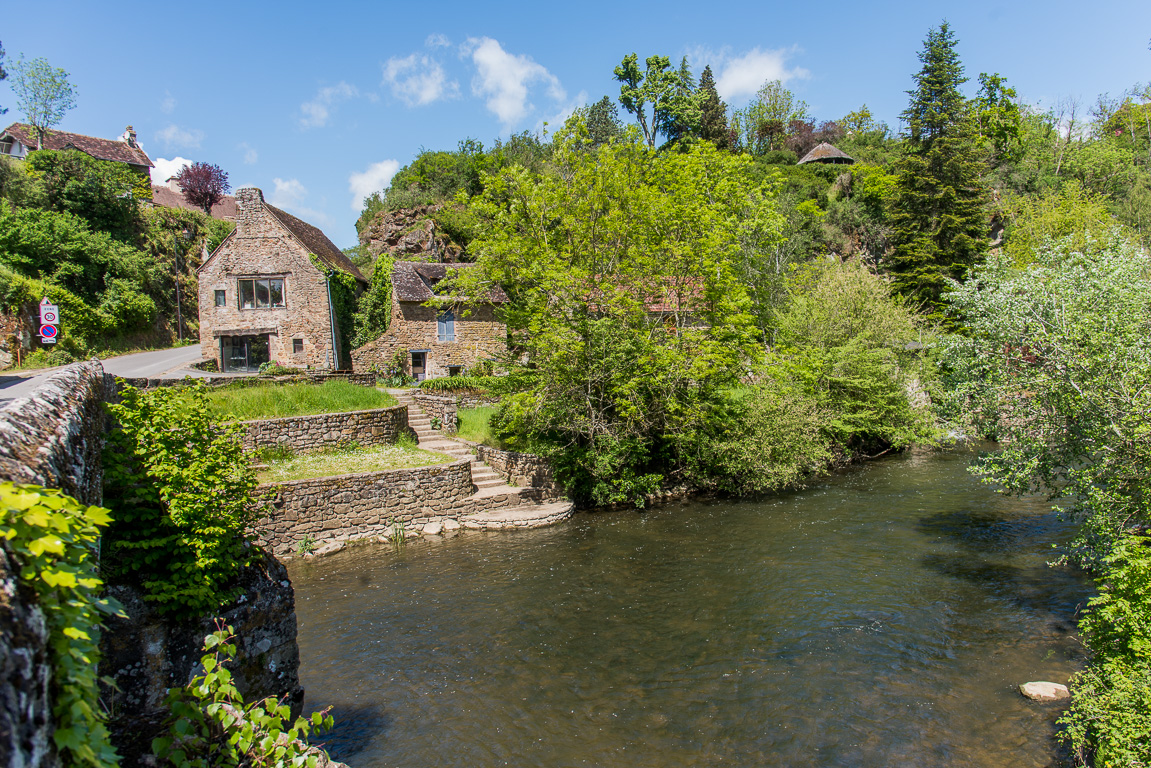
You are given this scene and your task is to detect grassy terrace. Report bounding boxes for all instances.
[206,380,397,422]
[257,440,451,483]
[456,406,498,445]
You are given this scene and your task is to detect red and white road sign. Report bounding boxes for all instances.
[39,324,58,344]
[39,297,59,324]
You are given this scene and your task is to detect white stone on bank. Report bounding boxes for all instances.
[1019,681,1070,701]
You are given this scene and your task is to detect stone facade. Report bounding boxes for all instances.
[412,393,457,434]
[101,555,303,767]
[241,405,411,454]
[474,444,559,492]
[351,262,507,380]
[197,187,366,372]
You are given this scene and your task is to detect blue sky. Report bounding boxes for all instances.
[3,1,1149,247]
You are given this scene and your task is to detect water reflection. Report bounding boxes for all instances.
[290,448,1089,768]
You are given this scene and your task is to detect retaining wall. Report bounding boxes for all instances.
[116,371,379,390]
[474,444,560,493]
[241,405,410,453]
[412,393,458,434]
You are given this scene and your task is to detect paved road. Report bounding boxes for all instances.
[0,345,220,403]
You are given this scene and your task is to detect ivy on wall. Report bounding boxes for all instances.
[0,482,125,768]
[308,254,359,369]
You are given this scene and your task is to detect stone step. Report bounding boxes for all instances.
[461,501,575,530]
[471,472,502,484]
[473,477,508,489]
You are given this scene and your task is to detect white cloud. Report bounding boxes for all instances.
[155,124,203,149]
[238,142,258,164]
[269,177,307,208]
[541,89,589,135]
[425,33,451,48]
[160,92,176,114]
[463,37,565,127]
[707,47,810,104]
[382,54,458,107]
[150,156,192,184]
[299,82,359,129]
[348,160,400,211]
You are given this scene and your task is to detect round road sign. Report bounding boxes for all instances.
[40,324,58,339]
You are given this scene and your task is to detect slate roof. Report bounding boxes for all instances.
[1,123,153,168]
[151,185,238,220]
[797,142,855,165]
[265,204,367,285]
[392,261,508,303]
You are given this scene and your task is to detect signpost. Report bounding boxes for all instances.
[39,297,59,345]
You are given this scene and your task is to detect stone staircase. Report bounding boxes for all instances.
[392,390,518,495]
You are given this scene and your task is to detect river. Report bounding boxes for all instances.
[289,446,1089,767]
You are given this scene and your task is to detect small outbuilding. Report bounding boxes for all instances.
[797,142,855,165]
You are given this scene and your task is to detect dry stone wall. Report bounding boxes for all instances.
[474,445,559,493]
[412,393,457,433]
[241,405,410,453]
[351,300,506,378]
[258,459,475,554]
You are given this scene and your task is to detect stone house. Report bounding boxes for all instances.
[0,123,153,176]
[197,187,367,372]
[351,261,507,380]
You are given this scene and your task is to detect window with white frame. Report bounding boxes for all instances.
[237,278,285,309]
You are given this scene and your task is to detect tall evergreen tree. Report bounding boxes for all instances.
[887,22,987,317]
[698,65,729,150]
[585,96,624,148]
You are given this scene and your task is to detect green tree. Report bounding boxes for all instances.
[0,41,7,115]
[974,72,1022,165]
[698,65,729,150]
[462,118,780,504]
[613,53,695,149]
[887,22,987,318]
[26,149,145,245]
[941,232,1151,766]
[9,56,77,149]
[730,80,811,155]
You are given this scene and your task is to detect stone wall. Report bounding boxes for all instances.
[101,555,302,768]
[351,300,506,379]
[0,362,108,768]
[198,187,342,371]
[0,361,109,506]
[474,444,560,493]
[0,540,54,768]
[241,405,410,453]
[412,393,458,434]
[117,372,380,390]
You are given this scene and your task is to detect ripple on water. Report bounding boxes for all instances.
[290,449,1088,768]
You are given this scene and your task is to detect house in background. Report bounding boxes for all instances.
[351,261,507,380]
[0,123,153,177]
[797,142,855,165]
[197,187,367,372]
[151,175,238,221]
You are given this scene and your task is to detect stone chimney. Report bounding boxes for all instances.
[122,125,137,147]
[235,187,265,235]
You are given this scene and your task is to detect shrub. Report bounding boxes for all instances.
[153,624,334,768]
[417,375,509,394]
[0,482,124,768]
[102,384,260,618]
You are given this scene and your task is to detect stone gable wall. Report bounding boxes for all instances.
[351,297,505,378]
[240,405,411,453]
[198,188,340,371]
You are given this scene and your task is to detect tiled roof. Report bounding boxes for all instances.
[265,204,367,285]
[151,185,238,220]
[797,142,855,165]
[392,261,508,303]
[1,122,153,167]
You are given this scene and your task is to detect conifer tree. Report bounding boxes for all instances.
[887,22,987,317]
[698,65,729,150]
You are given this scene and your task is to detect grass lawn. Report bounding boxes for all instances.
[257,441,451,483]
[206,380,397,421]
[456,406,498,445]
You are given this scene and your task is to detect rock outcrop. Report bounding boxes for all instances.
[358,205,463,261]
